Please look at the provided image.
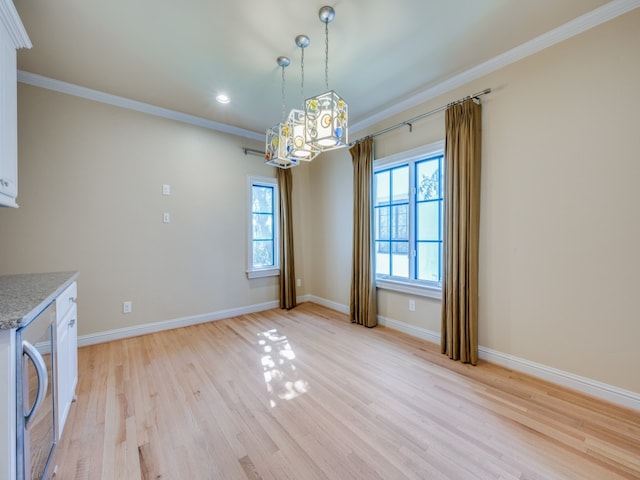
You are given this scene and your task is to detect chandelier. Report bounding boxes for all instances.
[305,6,348,151]
[265,56,299,169]
[265,6,348,169]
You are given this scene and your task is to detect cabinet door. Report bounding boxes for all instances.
[0,23,18,207]
[56,303,77,439]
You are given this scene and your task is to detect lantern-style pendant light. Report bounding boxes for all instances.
[288,34,320,162]
[265,56,299,169]
[305,6,348,151]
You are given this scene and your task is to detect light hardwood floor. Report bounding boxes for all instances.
[52,303,640,479]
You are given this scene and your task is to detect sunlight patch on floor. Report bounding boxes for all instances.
[258,329,310,407]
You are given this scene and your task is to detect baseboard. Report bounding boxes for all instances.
[376,313,640,412]
[77,300,279,347]
[305,295,350,315]
[478,346,640,412]
[296,294,312,305]
[377,315,441,344]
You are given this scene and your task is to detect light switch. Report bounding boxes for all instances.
[162,184,171,196]
[163,212,170,223]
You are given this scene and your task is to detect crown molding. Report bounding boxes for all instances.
[17,71,264,141]
[351,0,640,134]
[0,0,32,49]
[16,0,639,140]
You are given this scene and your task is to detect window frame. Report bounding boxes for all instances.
[374,141,444,299]
[247,175,280,279]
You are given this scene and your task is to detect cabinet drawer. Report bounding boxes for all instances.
[56,281,77,323]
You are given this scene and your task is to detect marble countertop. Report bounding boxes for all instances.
[0,271,79,330]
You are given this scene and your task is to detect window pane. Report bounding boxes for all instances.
[393,242,408,254]
[377,241,390,254]
[376,242,390,276]
[416,158,441,201]
[391,241,409,278]
[375,206,390,240]
[252,186,273,213]
[417,242,440,282]
[392,166,409,203]
[252,213,273,240]
[391,204,408,240]
[253,240,274,267]
[417,202,439,241]
[374,171,390,206]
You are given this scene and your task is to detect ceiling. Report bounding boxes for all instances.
[14,0,617,140]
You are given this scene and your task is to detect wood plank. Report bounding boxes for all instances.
[52,303,640,479]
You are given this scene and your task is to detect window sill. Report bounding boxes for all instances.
[376,277,442,300]
[247,268,280,279]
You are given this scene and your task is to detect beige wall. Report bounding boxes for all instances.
[0,85,314,336]
[2,8,638,395]
[305,8,640,393]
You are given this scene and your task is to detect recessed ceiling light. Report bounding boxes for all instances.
[215,94,230,104]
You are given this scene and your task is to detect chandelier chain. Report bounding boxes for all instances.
[324,21,329,90]
[281,64,286,122]
[301,46,305,103]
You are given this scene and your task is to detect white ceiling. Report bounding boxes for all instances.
[14,0,621,140]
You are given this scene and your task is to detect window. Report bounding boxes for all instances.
[373,141,444,298]
[247,176,279,278]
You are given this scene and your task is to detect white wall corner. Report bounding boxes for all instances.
[305,295,350,315]
[377,315,441,345]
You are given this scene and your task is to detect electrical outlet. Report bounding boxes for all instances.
[409,299,415,312]
[163,212,170,223]
[162,184,171,196]
[296,278,302,287]
[123,301,132,314]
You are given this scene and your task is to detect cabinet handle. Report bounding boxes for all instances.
[68,318,76,327]
[69,297,76,304]
[0,179,8,187]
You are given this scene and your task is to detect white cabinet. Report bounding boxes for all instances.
[0,0,31,208]
[55,281,78,439]
[0,29,18,205]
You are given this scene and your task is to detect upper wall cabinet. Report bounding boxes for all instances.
[0,0,30,208]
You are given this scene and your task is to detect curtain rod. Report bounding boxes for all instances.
[351,88,491,145]
[243,147,264,157]
[243,87,491,155]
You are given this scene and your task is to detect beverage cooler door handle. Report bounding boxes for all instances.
[22,340,49,429]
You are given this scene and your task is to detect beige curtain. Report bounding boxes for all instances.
[349,137,377,327]
[441,99,482,365]
[277,168,296,310]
